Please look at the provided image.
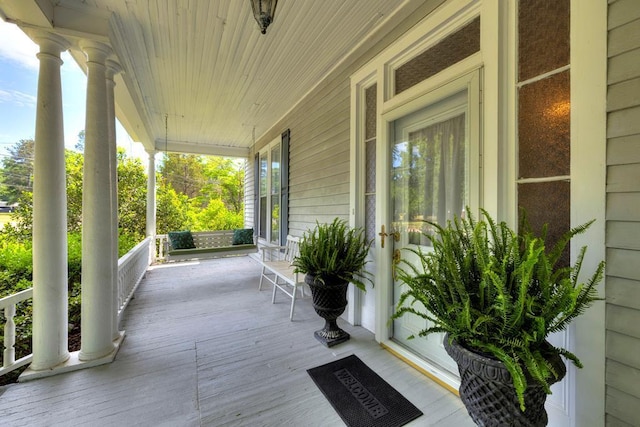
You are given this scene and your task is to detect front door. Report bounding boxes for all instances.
[389,88,471,376]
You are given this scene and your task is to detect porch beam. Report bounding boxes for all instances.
[156,139,250,159]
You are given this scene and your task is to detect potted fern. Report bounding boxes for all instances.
[292,218,372,347]
[392,209,604,426]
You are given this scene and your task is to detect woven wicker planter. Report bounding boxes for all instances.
[443,334,566,427]
[305,274,350,347]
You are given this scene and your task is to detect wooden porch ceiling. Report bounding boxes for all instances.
[0,0,434,157]
[0,256,473,426]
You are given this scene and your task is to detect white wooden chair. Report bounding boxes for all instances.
[258,236,304,320]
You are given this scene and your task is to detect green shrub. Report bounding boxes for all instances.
[0,231,147,364]
[0,240,32,298]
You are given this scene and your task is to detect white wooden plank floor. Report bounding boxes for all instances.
[0,256,474,427]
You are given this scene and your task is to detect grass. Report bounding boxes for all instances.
[0,213,13,228]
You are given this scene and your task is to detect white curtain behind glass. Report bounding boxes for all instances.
[408,113,466,229]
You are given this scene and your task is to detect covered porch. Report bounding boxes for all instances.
[2,0,639,424]
[0,256,473,426]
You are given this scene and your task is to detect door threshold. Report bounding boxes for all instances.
[381,340,460,396]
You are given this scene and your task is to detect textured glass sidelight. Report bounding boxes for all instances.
[365,194,376,244]
[518,71,570,179]
[364,84,377,246]
[366,139,376,194]
[365,85,377,140]
[518,0,569,82]
[518,181,571,266]
[395,17,480,95]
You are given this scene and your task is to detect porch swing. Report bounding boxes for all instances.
[161,114,258,261]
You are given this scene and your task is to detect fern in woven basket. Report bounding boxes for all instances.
[292,218,372,291]
[391,209,604,411]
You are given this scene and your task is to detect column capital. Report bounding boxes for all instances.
[105,59,123,80]
[25,29,70,57]
[80,40,112,64]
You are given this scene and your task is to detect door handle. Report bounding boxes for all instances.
[392,248,401,280]
[379,226,401,249]
[379,225,388,248]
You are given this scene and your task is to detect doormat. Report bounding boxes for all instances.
[307,354,423,427]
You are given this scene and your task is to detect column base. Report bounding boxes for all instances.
[19,331,126,382]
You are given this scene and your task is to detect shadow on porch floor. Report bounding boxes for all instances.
[0,256,473,426]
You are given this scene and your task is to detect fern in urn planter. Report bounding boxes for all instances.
[292,218,372,347]
[392,209,604,426]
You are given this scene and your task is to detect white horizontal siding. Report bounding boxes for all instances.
[607,221,640,251]
[607,193,640,221]
[608,105,640,138]
[607,331,640,372]
[287,77,351,236]
[607,305,640,339]
[606,2,640,425]
[607,77,640,112]
[607,164,640,192]
[608,0,640,30]
[607,135,640,165]
[607,386,640,427]
[607,277,640,311]
[607,360,640,405]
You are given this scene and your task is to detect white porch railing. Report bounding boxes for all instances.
[0,288,33,376]
[155,234,168,261]
[117,236,153,323]
[1,237,154,377]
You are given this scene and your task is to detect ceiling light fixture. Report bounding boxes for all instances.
[250,0,277,34]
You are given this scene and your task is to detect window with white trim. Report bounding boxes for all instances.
[256,130,289,245]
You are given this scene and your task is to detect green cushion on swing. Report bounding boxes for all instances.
[232,228,254,245]
[168,230,196,249]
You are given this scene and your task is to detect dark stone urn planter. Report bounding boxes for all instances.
[305,274,350,347]
[443,334,566,427]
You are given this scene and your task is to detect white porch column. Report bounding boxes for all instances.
[29,31,70,371]
[106,59,122,341]
[79,41,116,361]
[146,149,156,238]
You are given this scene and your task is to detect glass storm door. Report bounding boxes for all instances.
[390,90,469,376]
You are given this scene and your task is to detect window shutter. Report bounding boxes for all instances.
[254,152,260,234]
[280,129,290,244]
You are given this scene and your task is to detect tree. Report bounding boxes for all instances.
[117,148,147,240]
[0,139,34,204]
[201,157,245,213]
[187,198,243,231]
[155,179,191,234]
[160,153,205,199]
[2,146,149,240]
[1,138,247,239]
[75,130,85,152]
[65,150,84,232]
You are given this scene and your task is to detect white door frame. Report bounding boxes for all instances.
[375,70,481,392]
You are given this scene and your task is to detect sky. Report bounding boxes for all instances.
[0,18,147,163]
